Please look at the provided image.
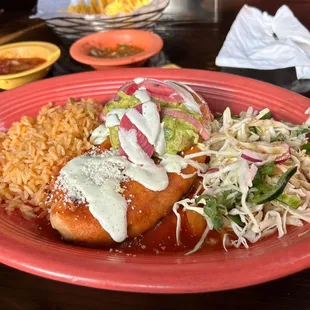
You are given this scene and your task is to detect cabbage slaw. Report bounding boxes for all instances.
[173,107,310,254]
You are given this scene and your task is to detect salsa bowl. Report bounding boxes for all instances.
[69,30,163,70]
[0,41,60,90]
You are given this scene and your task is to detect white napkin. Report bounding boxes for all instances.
[215,5,310,79]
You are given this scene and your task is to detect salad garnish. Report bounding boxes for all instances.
[173,106,310,254]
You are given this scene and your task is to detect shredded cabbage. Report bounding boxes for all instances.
[173,107,310,254]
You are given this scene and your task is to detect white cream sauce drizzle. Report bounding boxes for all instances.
[105,114,120,127]
[105,109,126,127]
[90,125,109,145]
[134,89,151,103]
[126,101,164,152]
[60,148,169,242]
[160,154,189,173]
[134,77,145,84]
[118,128,153,165]
[126,164,168,191]
[160,153,207,175]
[59,153,128,242]
[130,89,166,155]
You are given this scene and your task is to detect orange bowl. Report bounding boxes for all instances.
[69,30,163,70]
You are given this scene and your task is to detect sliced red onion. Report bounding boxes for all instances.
[241,149,267,163]
[114,82,139,101]
[167,81,213,124]
[206,167,220,173]
[114,78,184,103]
[241,143,291,164]
[99,112,105,122]
[143,79,183,102]
[119,104,155,159]
[200,103,213,125]
[119,145,126,157]
[161,108,210,140]
[274,146,291,164]
[275,152,291,164]
[165,81,201,114]
[114,79,214,129]
[268,142,291,164]
[123,83,139,96]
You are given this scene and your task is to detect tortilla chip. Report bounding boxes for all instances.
[65,0,151,16]
[161,64,181,69]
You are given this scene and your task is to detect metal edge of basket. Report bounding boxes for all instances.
[45,11,164,27]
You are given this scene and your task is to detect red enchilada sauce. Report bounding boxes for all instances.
[17,208,223,255]
[0,58,46,75]
[29,177,222,255]
[114,212,222,255]
[113,179,223,255]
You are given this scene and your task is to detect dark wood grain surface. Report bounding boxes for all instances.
[1,1,310,309]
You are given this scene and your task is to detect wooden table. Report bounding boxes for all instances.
[1,1,310,309]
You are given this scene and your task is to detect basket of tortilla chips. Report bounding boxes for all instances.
[32,0,169,44]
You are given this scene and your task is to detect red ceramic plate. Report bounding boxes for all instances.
[0,69,309,293]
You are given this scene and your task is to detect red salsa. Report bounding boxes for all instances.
[88,44,144,59]
[0,58,46,75]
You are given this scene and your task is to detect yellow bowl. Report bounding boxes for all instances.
[0,41,61,90]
